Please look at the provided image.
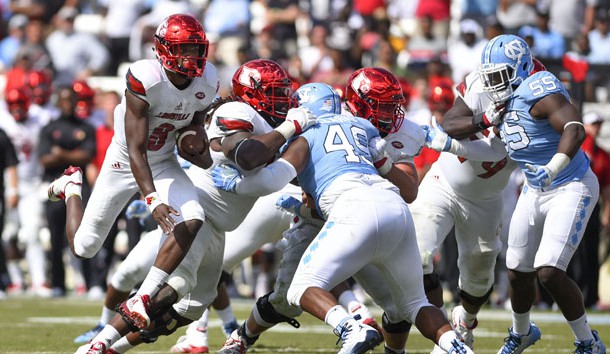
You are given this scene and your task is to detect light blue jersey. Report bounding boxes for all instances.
[499,71,589,187]
[296,113,381,208]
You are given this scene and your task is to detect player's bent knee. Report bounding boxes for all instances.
[73,231,102,259]
[167,275,193,299]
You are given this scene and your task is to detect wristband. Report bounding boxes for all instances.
[546,153,571,176]
[274,121,296,140]
[145,192,163,213]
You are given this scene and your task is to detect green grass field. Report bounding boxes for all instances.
[1,296,608,353]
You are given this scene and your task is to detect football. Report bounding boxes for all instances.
[176,124,207,156]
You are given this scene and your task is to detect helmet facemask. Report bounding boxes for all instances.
[480,63,515,103]
[155,38,208,78]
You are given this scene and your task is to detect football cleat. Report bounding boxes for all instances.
[448,338,475,354]
[452,305,478,348]
[117,294,151,330]
[337,320,383,354]
[74,323,105,344]
[218,329,248,354]
[350,303,383,339]
[498,323,541,354]
[77,341,107,354]
[170,323,209,353]
[574,330,606,354]
[48,166,82,201]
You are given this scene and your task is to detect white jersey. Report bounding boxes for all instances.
[432,70,516,200]
[0,110,46,183]
[112,59,219,165]
[202,100,277,230]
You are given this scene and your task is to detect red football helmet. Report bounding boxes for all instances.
[232,59,295,125]
[427,82,455,114]
[154,14,208,78]
[345,67,406,134]
[25,70,52,105]
[73,80,95,119]
[5,87,30,122]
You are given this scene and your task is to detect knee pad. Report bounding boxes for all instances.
[253,292,300,328]
[458,287,493,308]
[381,312,411,334]
[139,308,189,343]
[423,272,441,293]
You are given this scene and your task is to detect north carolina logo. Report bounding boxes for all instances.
[238,67,261,88]
[350,72,371,98]
[504,39,527,61]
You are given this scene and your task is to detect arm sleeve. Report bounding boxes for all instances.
[448,135,508,162]
[235,158,298,196]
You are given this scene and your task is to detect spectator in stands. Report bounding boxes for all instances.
[0,127,19,299]
[262,0,300,60]
[10,0,66,24]
[568,111,610,309]
[523,9,566,60]
[407,15,448,73]
[587,8,610,64]
[98,0,150,76]
[38,85,96,297]
[414,0,450,39]
[496,0,537,34]
[298,24,333,80]
[540,0,596,51]
[458,0,499,29]
[45,6,109,86]
[0,14,28,71]
[448,18,487,83]
[19,17,53,72]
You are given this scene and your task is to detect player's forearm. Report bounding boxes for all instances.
[235,133,285,170]
[557,123,586,158]
[385,162,418,203]
[235,158,297,196]
[128,145,156,196]
[448,137,507,162]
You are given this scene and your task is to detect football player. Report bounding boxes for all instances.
[444,34,605,354]
[76,58,316,354]
[212,81,473,354]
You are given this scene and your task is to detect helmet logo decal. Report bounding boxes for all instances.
[504,39,527,61]
[157,22,167,37]
[238,67,261,88]
[297,86,313,103]
[350,71,371,98]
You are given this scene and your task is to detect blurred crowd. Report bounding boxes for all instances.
[0,0,609,309]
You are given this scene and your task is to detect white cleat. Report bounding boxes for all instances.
[337,320,383,354]
[451,305,478,348]
[170,322,209,353]
[48,166,82,201]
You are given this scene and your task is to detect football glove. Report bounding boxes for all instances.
[369,136,392,175]
[211,164,242,193]
[423,116,453,152]
[276,194,303,215]
[275,107,317,139]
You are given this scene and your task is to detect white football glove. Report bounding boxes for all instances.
[275,107,317,140]
[482,102,507,127]
[423,116,453,152]
[369,136,392,175]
